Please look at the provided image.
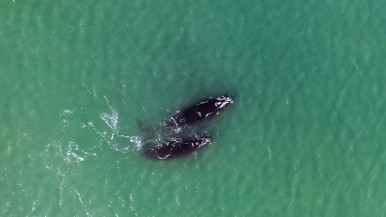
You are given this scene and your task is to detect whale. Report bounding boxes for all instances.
[164,94,234,129]
[142,135,212,160]
[136,94,234,160]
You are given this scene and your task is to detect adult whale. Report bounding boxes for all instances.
[142,135,212,160]
[164,94,234,129]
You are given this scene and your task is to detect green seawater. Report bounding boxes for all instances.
[1,0,386,216]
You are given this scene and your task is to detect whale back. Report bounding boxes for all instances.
[166,94,234,129]
[143,136,212,160]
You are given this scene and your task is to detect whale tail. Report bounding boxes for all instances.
[136,119,156,138]
[136,119,149,132]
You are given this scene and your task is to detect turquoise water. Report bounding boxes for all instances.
[1,0,386,216]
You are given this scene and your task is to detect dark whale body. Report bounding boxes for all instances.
[137,94,234,160]
[143,135,212,160]
[165,94,234,129]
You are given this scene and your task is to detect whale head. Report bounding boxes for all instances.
[215,94,234,109]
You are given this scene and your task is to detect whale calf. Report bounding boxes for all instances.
[165,94,234,129]
[143,135,212,160]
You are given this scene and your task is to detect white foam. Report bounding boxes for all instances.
[129,136,143,152]
[64,141,85,164]
[59,109,74,128]
[100,110,118,131]
[99,109,118,140]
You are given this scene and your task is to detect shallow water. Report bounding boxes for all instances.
[1,0,386,216]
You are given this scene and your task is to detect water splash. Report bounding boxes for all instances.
[119,135,143,152]
[48,140,97,165]
[99,109,118,140]
[96,96,145,153]
[56,99,143,161]
[59,109,74,128]
[63,141,85,164]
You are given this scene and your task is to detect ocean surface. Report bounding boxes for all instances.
[1,0,386,216]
